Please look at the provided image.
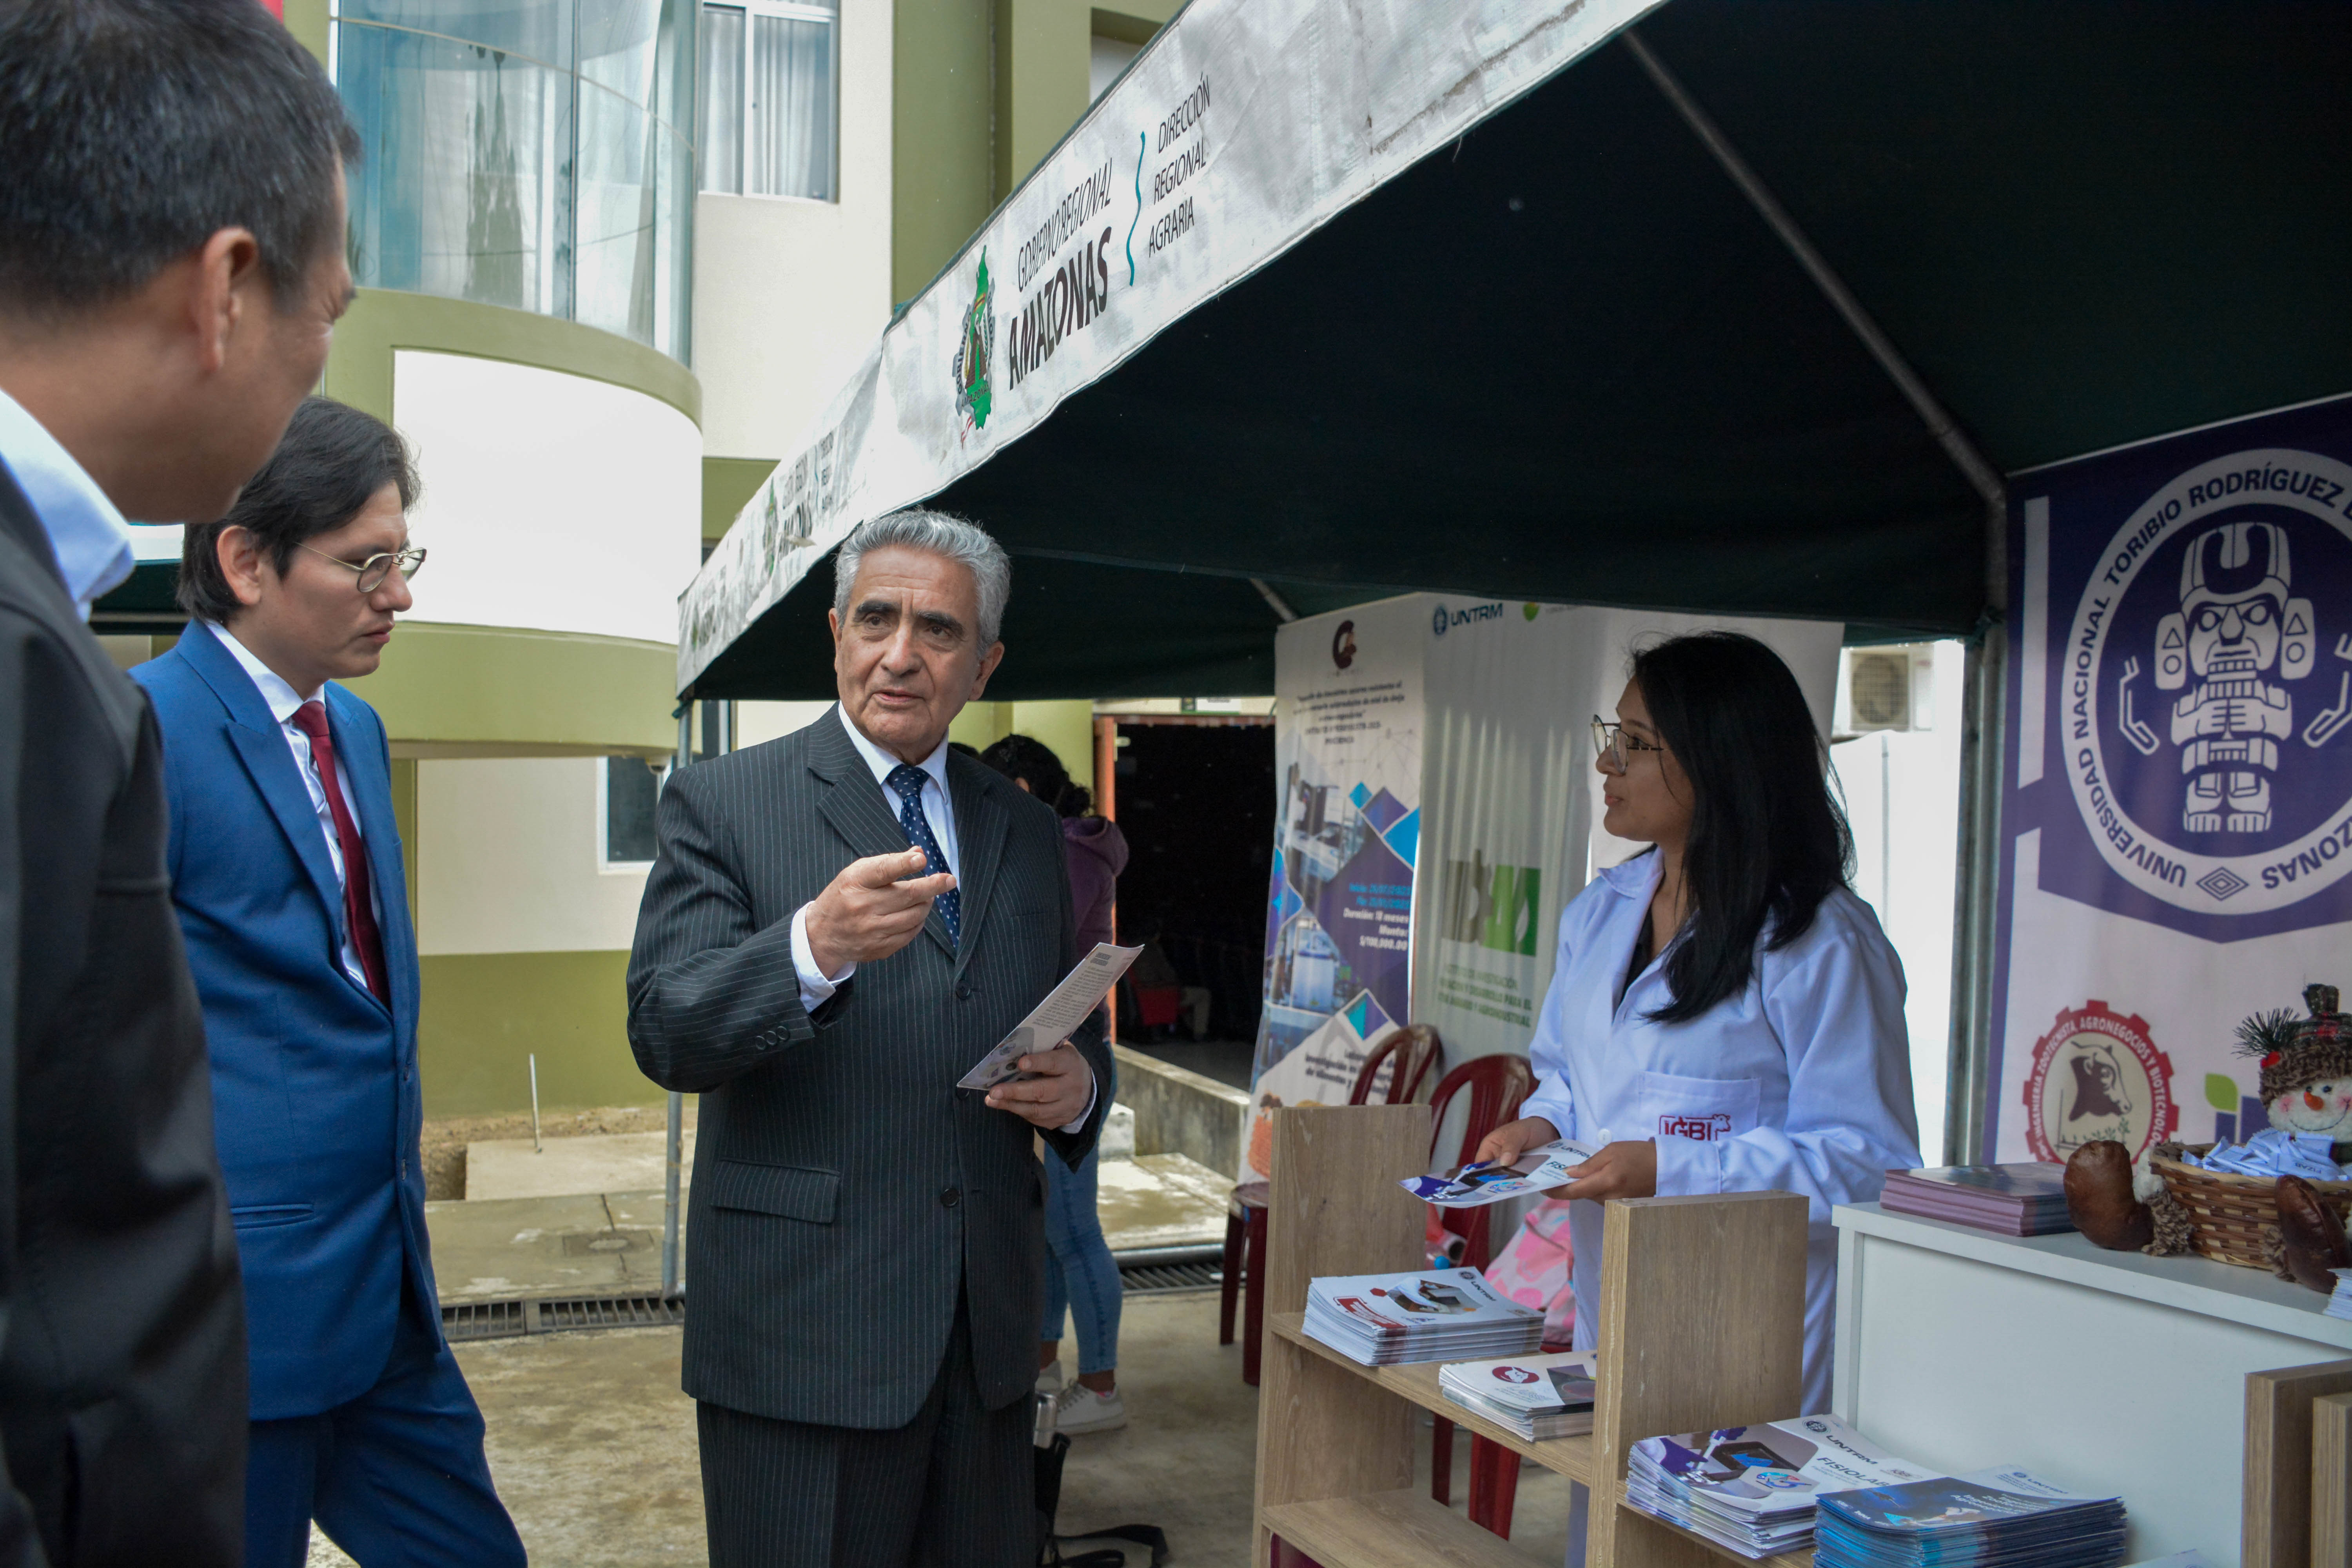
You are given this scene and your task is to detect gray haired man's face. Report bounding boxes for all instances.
[830,545,1005,763]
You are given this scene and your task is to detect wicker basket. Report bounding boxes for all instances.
[2149,1141,2352,1271]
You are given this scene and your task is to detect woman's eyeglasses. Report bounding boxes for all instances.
[299,544,428,594]
[1591,716,1666,771]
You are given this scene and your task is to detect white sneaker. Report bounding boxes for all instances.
[1034,1361,1064,1396]
[1053,1381,1128,1435]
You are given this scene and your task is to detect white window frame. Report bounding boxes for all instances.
[702,0,840,203]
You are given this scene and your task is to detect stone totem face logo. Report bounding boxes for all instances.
[2064,446,2352,917]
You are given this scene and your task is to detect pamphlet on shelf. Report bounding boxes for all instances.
[1623,1414,1936,1558]
[1814,1466,2127,1568]
[1302,1266,1544,1365]
[1439,1350,1597,1439]
[1403,1138,1600,1207]
[956,943,1141,1090]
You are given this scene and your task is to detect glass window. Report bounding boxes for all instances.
[699,0,836,201]
[332,0,696,364]
[604,756,662,864]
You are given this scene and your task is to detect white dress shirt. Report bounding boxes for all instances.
[204,620,381,992]
[791,705,1093,1130]
[0,385,136,617]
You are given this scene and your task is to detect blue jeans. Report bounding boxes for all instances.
[1040,1145,1123,1375]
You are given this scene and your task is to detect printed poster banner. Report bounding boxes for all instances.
[1991,394,2352,1164]
[673,0,1662,691]
[1240,594,1840,1184]
[1247,595,1427,1185]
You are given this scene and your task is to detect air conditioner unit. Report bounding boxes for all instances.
[1836,645,1936,735]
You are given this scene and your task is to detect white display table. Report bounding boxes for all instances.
[1832,1202,2352,1566]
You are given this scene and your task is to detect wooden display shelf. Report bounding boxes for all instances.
[1269,1312,1597,1483]
[1263,1489,1551,1568]
[1249,1103,1812,1568]
[1612,1482,1814,1568]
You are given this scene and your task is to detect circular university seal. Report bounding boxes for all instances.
[2063,446,2352,916]
[2020,1001,2178,1163]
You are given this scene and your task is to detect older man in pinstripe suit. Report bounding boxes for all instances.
[628,510,1111,1568]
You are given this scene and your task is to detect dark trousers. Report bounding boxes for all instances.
[699,1294,1032,1568]
[244,1303,524,1568]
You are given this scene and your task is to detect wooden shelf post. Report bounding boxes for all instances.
[1587,1191,1809,1568]
[1252,1103,1433,1568]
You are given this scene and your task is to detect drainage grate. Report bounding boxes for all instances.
[441,1292,685,1343]
[1119,1259,1222,1294]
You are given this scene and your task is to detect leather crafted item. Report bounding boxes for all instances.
[2065,1140,2156,1252]
[289,700,390,1002]
[2274,1173,2352,1292]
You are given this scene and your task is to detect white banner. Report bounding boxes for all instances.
[675,0,1662,690]
[1990,396,2352,1163]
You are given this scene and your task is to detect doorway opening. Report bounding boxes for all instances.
[1100,716,1275,1091]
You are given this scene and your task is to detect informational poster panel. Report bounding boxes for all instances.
[1241,595,1840,1184]
[1246,596,1426,1185]
[1991,396,2352,1162]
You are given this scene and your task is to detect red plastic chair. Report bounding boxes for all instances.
[1419,1054,1533,1519]
[1219,1027,1445,1385]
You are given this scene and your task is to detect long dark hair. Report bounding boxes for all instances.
[977,733,1093,818]
[1630,632,1852,1024]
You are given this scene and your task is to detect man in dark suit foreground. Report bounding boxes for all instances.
[629,510,1111,1568]
[0,1,361,1559]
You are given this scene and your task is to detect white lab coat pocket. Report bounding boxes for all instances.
[1630,1069,1761,1147]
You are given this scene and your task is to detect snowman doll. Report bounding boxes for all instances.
[2234,984,2352,1288]
[2237,984,2352,1158]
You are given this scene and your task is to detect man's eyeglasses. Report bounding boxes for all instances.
[1591,716,1666,771]
[300,544,427,594]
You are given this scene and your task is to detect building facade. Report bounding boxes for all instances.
[98,0,1173,1119]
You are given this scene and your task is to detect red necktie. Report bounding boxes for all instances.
[289,700,390,1004]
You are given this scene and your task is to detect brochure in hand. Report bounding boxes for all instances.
[1877,1165,2074,1236]
[1403,1139,1601,1208]
[1624,1415,1936,1559]
[1302,1267,1544,1367]
[1813,1466,2127,1568]
[956,943,1140,1091]
[1438,1350,1597,1440]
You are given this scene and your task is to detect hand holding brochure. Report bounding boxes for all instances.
[957,943,1140,1091]
[1404,1139,1600,1207]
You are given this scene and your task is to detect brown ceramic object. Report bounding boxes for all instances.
[2276,1174,2352,1292]
[2064,1140,2155,1250]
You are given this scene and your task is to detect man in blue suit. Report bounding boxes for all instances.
[133,397,525,1568]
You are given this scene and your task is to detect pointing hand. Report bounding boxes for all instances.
[805,848,955,974]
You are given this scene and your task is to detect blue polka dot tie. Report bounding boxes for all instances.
[886,763,959,944]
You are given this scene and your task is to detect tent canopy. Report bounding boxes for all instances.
[687,2,2350,699]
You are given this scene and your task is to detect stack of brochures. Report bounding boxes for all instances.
[1815,1467,2127,1568]
[1438,1350,1597,1440]
[1301,1267,1543,1367]
[1877,1164,2074,1235]
[1624,1416,1936,1559]
[2327,1269,2352,1320]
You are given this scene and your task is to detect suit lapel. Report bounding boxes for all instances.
[330,685,412,1032]
[946,757,1008,977]
[178,625,349,955]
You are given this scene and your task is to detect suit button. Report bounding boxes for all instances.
[956,983,973,1000]
[939,1187,962,1209]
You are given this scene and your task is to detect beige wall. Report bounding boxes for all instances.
[694,0,896,465]
[415,757,650,956]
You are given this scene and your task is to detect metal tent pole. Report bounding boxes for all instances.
[660,702,691,1301]
[1626,28,2013,1158]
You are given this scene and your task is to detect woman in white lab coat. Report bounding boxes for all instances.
[1478,631,1920,1417]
